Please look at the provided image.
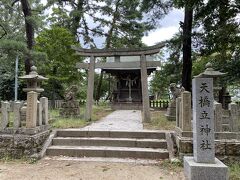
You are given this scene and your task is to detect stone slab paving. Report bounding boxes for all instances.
[82,110,143,131]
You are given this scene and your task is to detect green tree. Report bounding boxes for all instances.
[0,0,28,100]
[191,0,240,102]
[150,35,183,98]
[45,0,85,41]
[194,0,240,81]
[45,0,173,101]
[141,0,172,27]
[35,27,84,100]
[10,0,46,74]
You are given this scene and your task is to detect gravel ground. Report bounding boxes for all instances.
[0,159,185,180]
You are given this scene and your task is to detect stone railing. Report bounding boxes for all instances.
[0,97,49,135]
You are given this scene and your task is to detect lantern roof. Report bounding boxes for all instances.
[195,62,226,78]
[19,66,48,81]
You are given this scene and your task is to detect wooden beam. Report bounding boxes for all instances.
[76,61,161,69]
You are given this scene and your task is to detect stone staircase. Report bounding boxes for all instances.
[46,129,171,160]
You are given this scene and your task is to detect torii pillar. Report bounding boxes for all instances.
[141,54,151,122]
[85,56,95,121]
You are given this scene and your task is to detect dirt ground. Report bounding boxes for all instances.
[0,158,185,180]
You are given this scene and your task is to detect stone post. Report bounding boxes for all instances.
[140,54,151,122]
[13,101,22,128]
[26,91,38,128]
[229,102,239,132]
[176,97,181,128]
[85,56,95,121]
[37,100,43,126]
[1,101,10,130]
[214,102,223,132]
[40,97,48,125]
[184,77,228,180]
[181,91,192,131]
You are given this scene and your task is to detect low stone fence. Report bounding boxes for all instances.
[149,100,169,110]
[175,91,240,157]
[0,98,50,158]
[175,94,240,133]
[48,100,86,109]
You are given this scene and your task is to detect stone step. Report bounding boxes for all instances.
[52,137,167,149]
[57,130,166,139]
[46,145,169,159]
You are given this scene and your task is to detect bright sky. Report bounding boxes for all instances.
[142,9,184,46]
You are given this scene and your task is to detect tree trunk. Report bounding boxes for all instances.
[181,3,193,92]
[95,0,120,102]
[21,0,34,74]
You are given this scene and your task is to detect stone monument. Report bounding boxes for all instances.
[165,83,184,121]
[59,85,80,117]
[184,77,228,180]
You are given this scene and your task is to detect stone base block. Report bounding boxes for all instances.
[184,156,228,180]
[165,114,176,121]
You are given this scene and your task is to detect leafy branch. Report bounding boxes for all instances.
[0,24,7,39]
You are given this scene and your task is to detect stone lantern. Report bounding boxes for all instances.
[195,62,225,102]
[19,66,48,94]
[19,66,48,123]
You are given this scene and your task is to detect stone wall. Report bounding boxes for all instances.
[0,96,50,158]
[175,134,240,157]
[0,130,50,158]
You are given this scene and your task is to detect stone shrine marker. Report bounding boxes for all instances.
[193,78,214,163]
[184,77,228,180]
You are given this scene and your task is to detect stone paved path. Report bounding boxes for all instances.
[82,110,143,131]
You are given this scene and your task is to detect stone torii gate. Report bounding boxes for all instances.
[72,43,165,122]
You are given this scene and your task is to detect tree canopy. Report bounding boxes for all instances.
[0,0,239,101]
